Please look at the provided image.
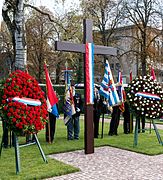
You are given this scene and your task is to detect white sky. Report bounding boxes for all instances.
[32,0,80,14]
[0,0,80,27]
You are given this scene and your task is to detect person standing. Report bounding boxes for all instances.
[93,87,103,138]
[46,112,57,143]
[108,105,121,136]
[123,102,130,134]
[136,115,145,133]
[67,87,83,140]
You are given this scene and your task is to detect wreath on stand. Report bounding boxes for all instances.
[1,70,48,136]
[126,75,163,119]
[126,75,163,146]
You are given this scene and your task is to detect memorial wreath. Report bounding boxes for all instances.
[1,70,48,135]
[126,75,163,119]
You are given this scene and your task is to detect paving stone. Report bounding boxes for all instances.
[45,122,163,180]
[46,146,163,180]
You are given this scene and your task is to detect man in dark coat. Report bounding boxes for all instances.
[93,87,103,138]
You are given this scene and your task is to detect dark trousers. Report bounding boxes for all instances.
[94,111,100,138]
[136,115,145,133]
[2,121,8,147]
[67,115,80,140]
[109,106,121,135]
[2,121,15,148]
[46,113,56,143]
[123,116,130,134]
[123,103,130,134]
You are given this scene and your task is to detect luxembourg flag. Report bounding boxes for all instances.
[12,97,41,106]
[99,60,120,107]
[85,43,94,104]
[44,64,59,117]
[135,92,160,100]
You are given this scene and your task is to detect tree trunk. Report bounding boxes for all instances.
[14,0,27,71]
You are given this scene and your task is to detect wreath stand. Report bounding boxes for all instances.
[0,127,47,174]
[133,118,163,147]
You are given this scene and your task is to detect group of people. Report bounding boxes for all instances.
[1,84,145,148]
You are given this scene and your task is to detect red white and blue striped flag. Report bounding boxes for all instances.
[135,92,160,100]
[44,64,59,117]
[85,43,94,104]
[12,96,41,106]
[99,60,120,107]
[117,70,126,112]
[63,72,76,125]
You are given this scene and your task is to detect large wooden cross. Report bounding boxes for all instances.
[55,19,117,154]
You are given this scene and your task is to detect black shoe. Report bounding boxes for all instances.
[3,144,8,148]
[74,138,79,140]
[68,138,73,140]
[94,134,98,138]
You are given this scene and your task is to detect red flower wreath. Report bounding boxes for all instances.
[1,70,48,135]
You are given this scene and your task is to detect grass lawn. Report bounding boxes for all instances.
[1,115,163,179]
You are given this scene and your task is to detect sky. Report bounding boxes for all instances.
[0,0,80,26]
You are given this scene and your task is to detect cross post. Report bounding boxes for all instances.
[55,19,117,154]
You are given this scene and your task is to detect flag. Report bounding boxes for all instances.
[85,43,94,104]
[44,64,59,117]
[99,60,120,107]
[130,70,132,82]
[12,96,41,106]
[63,71,76,125]
[135,92,160,100]
[150,66,156,80]
[117,70,126,112]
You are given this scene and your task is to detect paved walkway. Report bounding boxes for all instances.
[47,146,163,180]
[46,122,163,180]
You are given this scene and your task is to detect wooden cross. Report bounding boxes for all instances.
[55,19,117,154]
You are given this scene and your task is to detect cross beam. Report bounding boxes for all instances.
[55,19,117,154]
[55,41,117,55]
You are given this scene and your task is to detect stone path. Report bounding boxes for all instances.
[47,146,163,180]
[46,121,163,180]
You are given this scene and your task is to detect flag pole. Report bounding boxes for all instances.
[44,61,51,144]
[48,113,51,143]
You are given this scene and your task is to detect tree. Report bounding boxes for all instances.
[0,21,14,73]
[26,6,57,82]
[80,0,124,82]
[81,0,123,49]
[122,0,163,76]
[2,0,27,71]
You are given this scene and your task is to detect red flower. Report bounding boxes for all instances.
[1,70,48,135]
[12,118,16,122]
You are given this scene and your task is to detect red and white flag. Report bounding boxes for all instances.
[150,66,156,80]
[85,43,94,104]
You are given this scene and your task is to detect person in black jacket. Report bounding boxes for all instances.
[93,87,103,138]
